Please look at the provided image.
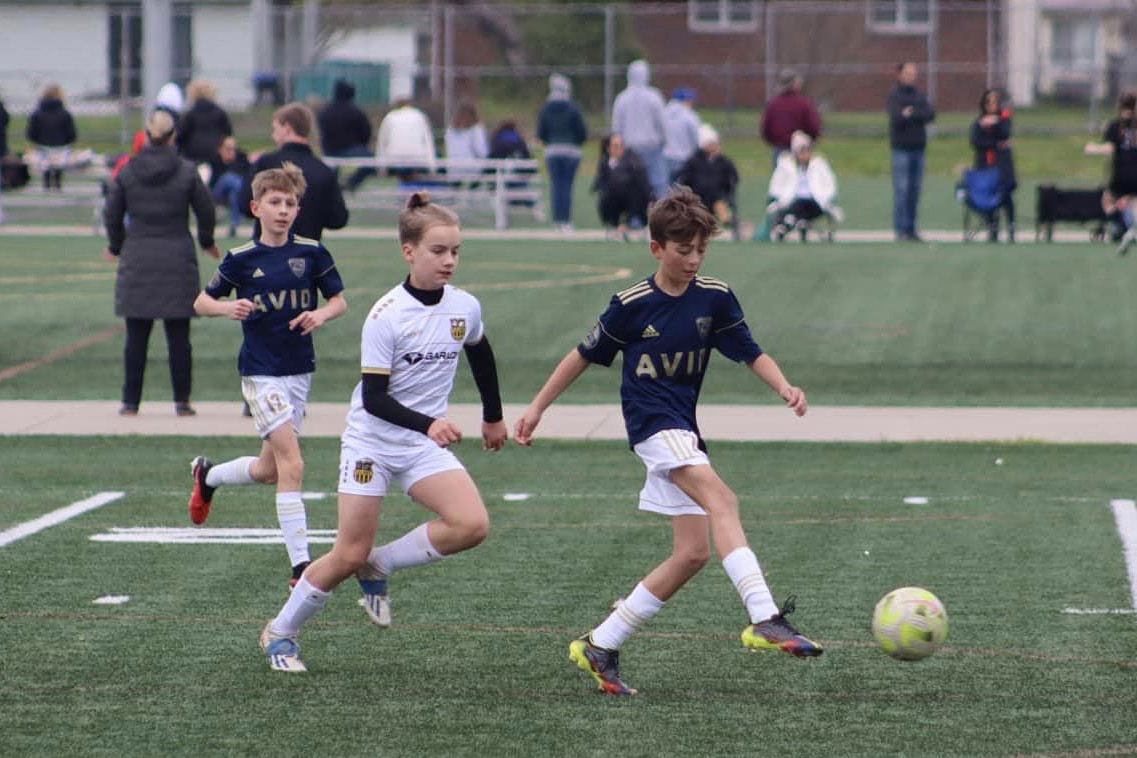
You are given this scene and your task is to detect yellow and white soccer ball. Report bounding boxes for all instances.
[871,586,948,661]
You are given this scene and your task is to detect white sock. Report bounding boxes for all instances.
[589,582,665,651]
[366,522,443,577]
[270,576,329,636]
[275,492,309,568]
[723,546,779,623]
[205,456,257,488]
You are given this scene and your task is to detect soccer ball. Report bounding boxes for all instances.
[871,586,948,661]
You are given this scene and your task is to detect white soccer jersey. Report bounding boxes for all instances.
[342,283,484,448]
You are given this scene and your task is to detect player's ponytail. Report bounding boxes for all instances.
[399,191,460,245]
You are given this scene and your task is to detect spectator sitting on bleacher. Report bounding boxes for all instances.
[177,79,232,165]
[488,118,532,160]
[207,136,251,238]
[677,124,739,226]
[26,83,77,192]
[766,130,841,241]
[445,100,489,185]
[376,99,436,182]
[319,79,375,193]
[592,133,652,240]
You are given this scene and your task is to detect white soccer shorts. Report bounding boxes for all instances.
[338,436,464,498]
[241,374,312,439]
[633,429,711,517]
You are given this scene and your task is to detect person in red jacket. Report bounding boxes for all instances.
[760,68,821,169]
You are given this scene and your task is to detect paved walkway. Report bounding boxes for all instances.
[3,401,1136,443]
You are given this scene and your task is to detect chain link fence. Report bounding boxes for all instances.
[3,1,1137,141]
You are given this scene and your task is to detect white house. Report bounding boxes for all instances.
[1006,0,1135,106]
[0,0,256,112]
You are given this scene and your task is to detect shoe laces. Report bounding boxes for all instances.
[588,642,622,680]
[760,595,802,637]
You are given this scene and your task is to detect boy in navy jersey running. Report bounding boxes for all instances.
[515,185,822,696]
[189,162,347,587]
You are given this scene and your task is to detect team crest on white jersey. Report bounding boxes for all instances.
[696,317,712,340]
[288,258,307,278]
[450,318,467,341]
[353,458,375,484]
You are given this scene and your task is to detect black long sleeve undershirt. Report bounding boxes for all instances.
[360,337,503,433]
[464,337,503,423]
[361,372,435,435]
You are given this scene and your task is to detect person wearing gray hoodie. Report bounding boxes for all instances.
[612,59,668,202]
[537,73,587,231]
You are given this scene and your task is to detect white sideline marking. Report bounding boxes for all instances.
[0,492,125,548]
[89,527,337,545]
[1110,499,1137,614]
[903,496,929,505]
[1062,607,1136,615]
[93,595,131,605]
[502,493,532,501]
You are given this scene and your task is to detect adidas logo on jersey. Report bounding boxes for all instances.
[641,324,660,338]
[252,268,266,278]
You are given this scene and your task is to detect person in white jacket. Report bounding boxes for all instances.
[376,100,436,181]
[767,130,842,240]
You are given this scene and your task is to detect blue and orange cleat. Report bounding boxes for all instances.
[569,634,637,695]
[741,595,824,658]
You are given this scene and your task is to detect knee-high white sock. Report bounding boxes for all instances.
[365,522,442,577]
[589,582,665,651]
[275,492,309,568]
[723,546,778,623]
[270,576,329,636]
[205,456,257,488]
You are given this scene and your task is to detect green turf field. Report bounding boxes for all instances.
[2,436,1135,757]
[3,234,1137,407]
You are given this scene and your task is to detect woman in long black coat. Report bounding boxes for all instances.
[104,110,219,416]
[970,88,1017,241]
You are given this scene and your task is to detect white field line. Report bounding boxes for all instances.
[1109,498,1137,615]
[0,492,124,548]
[89,527,337,545]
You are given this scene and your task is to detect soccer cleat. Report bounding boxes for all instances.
[355,571,391,627]
[288,561,311,590]
[357,594,392,628]
[260,622,307,673]
[741,595,824,658]
[1118,227,1136,257]
[569,634,637,695]
[188,456,216,525]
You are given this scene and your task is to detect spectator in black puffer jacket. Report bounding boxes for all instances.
[592,133,652,237]
[177,79,233,164]
[26,83,77,191]
[318,79,375,192]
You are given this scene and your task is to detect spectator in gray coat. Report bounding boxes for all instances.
[612,59,668,201]
[103,110,219,417]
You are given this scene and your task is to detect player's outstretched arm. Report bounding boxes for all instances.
[289,292,347,336]
[749,353,807,417]
[193,291,254,320]
[514,349,590,446]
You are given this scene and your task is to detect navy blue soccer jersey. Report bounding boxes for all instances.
[577,275,763,448]
[205,234,345,377]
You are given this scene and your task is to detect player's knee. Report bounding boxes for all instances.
[674,544,710,575]
[336,542,372,573]
[452,509,490,549]
[701,490,739,519]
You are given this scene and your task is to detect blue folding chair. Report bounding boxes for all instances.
[956,167,1006,242]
